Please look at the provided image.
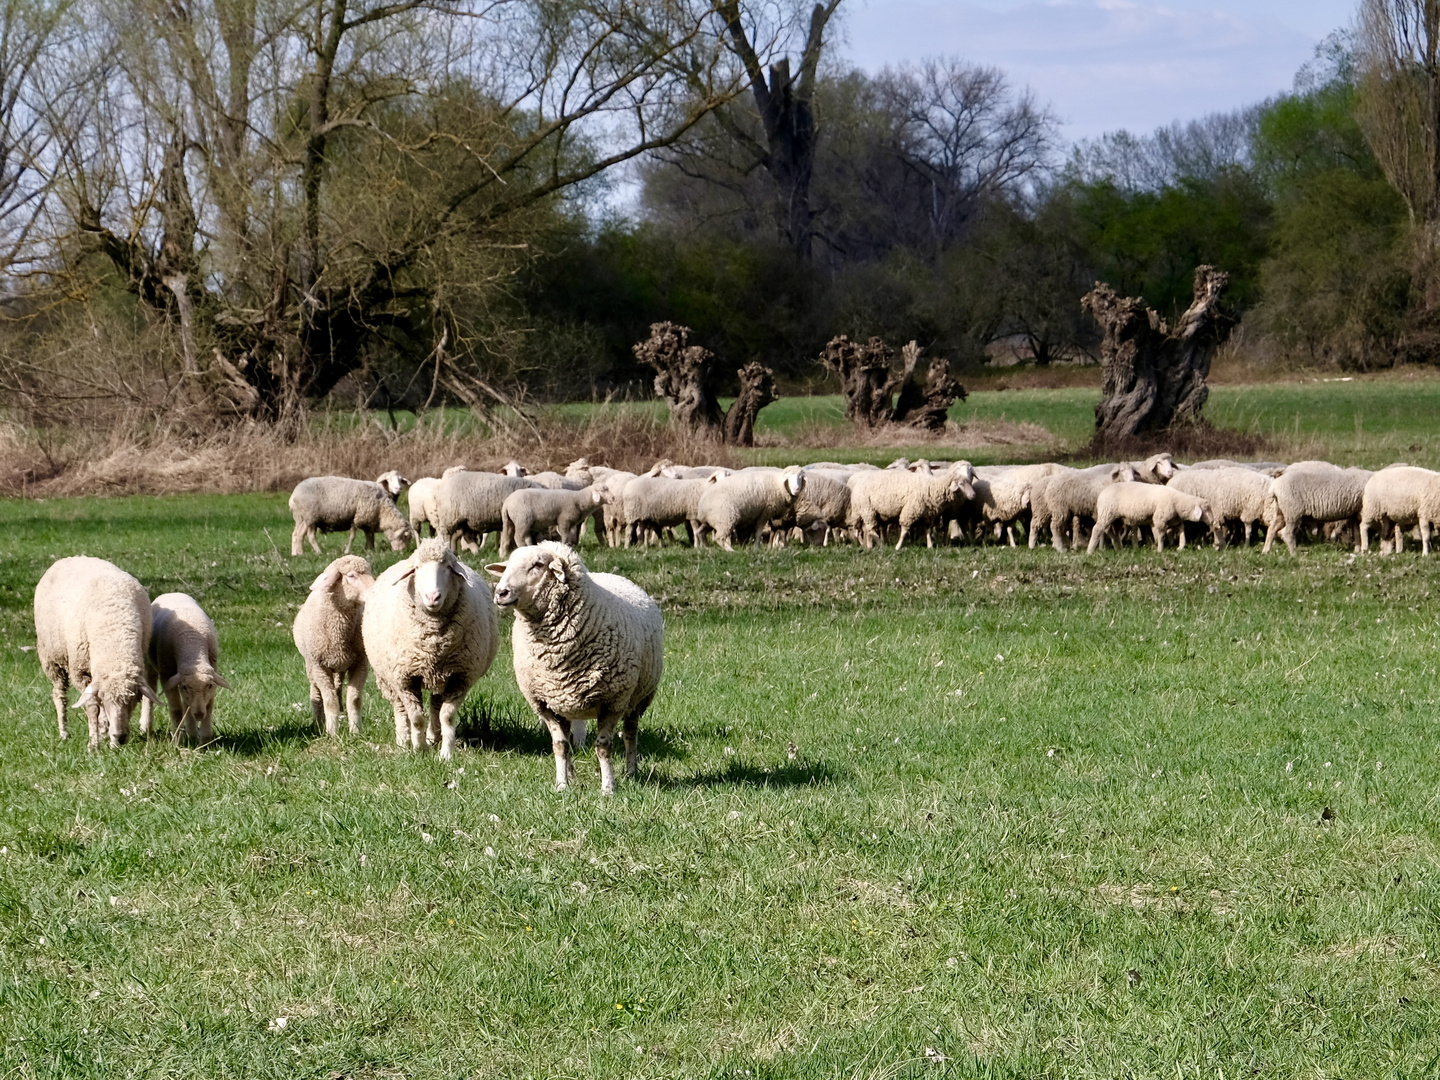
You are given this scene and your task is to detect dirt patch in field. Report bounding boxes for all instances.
[1076,421,1277,463]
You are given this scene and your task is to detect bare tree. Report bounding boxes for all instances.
[1357,0,1440,307]
[633,321,777,444]
[0,0,67,279]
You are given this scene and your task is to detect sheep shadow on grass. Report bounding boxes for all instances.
[456,698,689,761]
[212,717,323,756]
[656,757,846,790]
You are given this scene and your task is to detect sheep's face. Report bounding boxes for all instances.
[946,473,976,501]
[486,545,573,614]
[413,551,463,615]
[384,522,414,551]
[312,557,374,608]
[376,470,410,496]
[1149,454,1177,481]
[165,670,230,734]
[76,679,160,746]
[501,461,527,477]
[784,471,806,498]
[1189,502,1213,525]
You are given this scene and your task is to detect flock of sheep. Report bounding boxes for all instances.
[291,454,1440,558]
[31,535,663,792]
[28,448,1434,780]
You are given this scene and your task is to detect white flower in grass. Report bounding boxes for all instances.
[267,1017,288,1033]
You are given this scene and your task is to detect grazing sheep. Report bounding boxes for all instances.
[361,539,499,759]
[293,554,374,737]
[486,542,662,793]
[1264,463,1373,554]
[289,476,412,556]
[375,470,411,497]
[1042,463,1142,552]
[786,470,853,545]
[971,463,1059,546]
[1167,467,1275,547]
[622,476,711,547]
[696,468,808,551]
[142,593,230,746]
[430,471,537,553]
[407,466,468,539]
[1088,483,1213,553]
[33,557,159,750]
[501,486,605,555]
[848,464,976,550]
[1360,465,1440,554]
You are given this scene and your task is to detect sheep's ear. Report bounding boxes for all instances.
[164,673,185,691]
[140,683,162,705]
[210,672,232,690]
[548,557,568,583]
[309,568,340,592]
[483,562,507,577]
[75,684,97,708]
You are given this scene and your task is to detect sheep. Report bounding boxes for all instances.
[1264,464,1373,554]
[970,463,1059,546]
[847,463,976,550]
[1088,483,1213,553]
[142,593,230,746]
[486,542,662,793]
[289,476,412,556]
[1042,462,1145,551]
[429,471,537,553]
[33,556,160,750]
[1360,466,1440,554]
[1166,466,1275,547]
[622,475,711,547]
[590,469,639,546]
[407,465,469,539]
[292,554,375,737]
[375,470,410,497]
[785,470,853,545]
[500,486,606,555]
[696,468,808,551]
[361,538,500,759]
[526,471,587,491]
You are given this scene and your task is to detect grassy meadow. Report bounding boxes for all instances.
[3,377,1440,1077]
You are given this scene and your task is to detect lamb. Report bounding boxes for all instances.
[1041,462,1144,552]
[33,557,160,749]
[696,468,808,551]
[1359,465,1440,554]
[361,539,499,759]
[847,463,976,550]
[292,554,375,737]
[429,471,537,553]
[142,593,230,746]
[407,466,468,539]
[486,542,662,793]
[1264,463,1373,554]
[622,475,711,547]
[289,476,412,555]
[1088,483,1213,553]
[1166,466,1275,547]
[500,486,606,555]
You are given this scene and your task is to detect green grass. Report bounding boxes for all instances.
[4,493,1440,1077]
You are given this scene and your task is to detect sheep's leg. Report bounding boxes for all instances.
[397,681,426,751]
[291,522,306,556]
[1006,524,1016,548]
[139,672,157,736]
[1071,516,1083,551]
[434,692,463,761]
[1360,518,1372,553]
[343,527,356,555]
[48,671,68,740]
[310,665,342,736]
[1282,522,1298,555]
[623,696,650,779]
[1154,515,1166,552]
[84,693,102,751]
[391,700,408,747]
[594,711,621,794]
[1393,521,1405,554]
[307,528,322,555]
[163,683,185,737]
[345,659,367,736]
[535,703,574,790]
[1086,515,1110,554]
[570,719,588,751]
[894,522,911,551]
[1421,517,1432,556]
[1242,520,1253,546]
[364,529,376,552]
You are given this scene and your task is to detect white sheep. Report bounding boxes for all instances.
[971,463,1059,546]
[525,471,587,491]
[500,486,605,554]
[375,470,411,497]
[696,468,808,551]
[1166,466,1275,547]
[847,463,975,550]
[429,471,537,553]
[786,470,853,545]
[1359,465,1440,554]
[293,554,375,737]
[361,539,499,759]
[486,542,662,793]
[589,469,639,546]
[621,475,711,547]
[33,557,160,749]
[1042,461,1155,551]
[142,593,230,746]
[1264,463,1373,554]
[407,465,468,539]
[289,476,412,555]
[1088,483,1212,552]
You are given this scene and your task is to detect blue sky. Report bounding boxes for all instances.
[837,0,1357,141]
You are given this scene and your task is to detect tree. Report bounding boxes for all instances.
[632,321,777,444]
[1084,265,1231,444]
[819,333,962,429]
[0,0,66,279]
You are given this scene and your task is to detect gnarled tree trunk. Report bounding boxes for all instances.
[820,335,900,428]
[634,323,778,444]
[892,340,965,430]
[723,362,776,446]
[1084,265,1231,444]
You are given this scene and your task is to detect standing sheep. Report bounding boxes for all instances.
[486,543,663,793]
[1088,483,1213,553]
[289,476,412,556]
[1166,467,1275,547]
[293,554,375,737]
[1264,464,1373,554]
[1042,463,1140,552]
[362,539,500,759]
[847,464,976,550]
[34,557,160,749]
[696,468,808,551]
[408,466,468,539]
[142,593,230,746]
[429,471,537,554]
[1360,465,1440,554]
[500,486,605,555]
[621,476,711,547]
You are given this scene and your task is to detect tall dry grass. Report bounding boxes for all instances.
[0,409,744,497]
